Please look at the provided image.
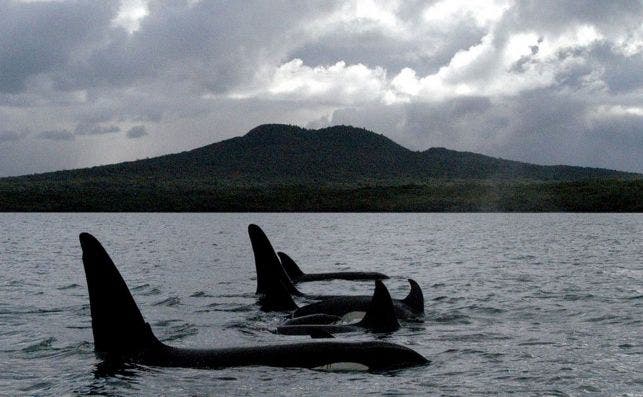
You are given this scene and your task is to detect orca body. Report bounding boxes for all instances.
[79,233,427,372]
[281,314,342,326]
[278,252,389,283]
[248,224,424,318]
[291,281,422,319]
[277,280,400,336]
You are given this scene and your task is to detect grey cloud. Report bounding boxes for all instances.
[325,90,643,173]
[0,0,641,177]
[0,0,119,93]
[0,130,21,142]
[56,1,341,93]
[497,0,643,40]
[126,125,147,138]
[74,123,121,135]
[38,129,75,141]
[290,5,487,76]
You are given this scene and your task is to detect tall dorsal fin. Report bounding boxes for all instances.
[248,225,299,311]
[358,280,400,332]
[277,252,305,279]
[401,279,424,314]
[79,233,160,357]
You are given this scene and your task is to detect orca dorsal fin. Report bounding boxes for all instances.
[79,233,161,357]
[248,225,299,311]
[358,280,400,332]
[401,279,424,314]
[277,252,305,280]
[248,224,302,296]
[257,277,298,312]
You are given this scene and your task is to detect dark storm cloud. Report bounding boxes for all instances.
[126,125,147,138]
[0,0,119,93]
[55,0,341,93]
[38,129,75,141]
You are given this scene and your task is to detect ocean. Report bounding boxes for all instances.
[0,213,641,395]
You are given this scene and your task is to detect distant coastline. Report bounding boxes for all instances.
[1,124,640,212]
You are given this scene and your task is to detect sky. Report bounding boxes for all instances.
[0,0,641,177]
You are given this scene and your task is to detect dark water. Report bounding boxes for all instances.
[0,213,641,396]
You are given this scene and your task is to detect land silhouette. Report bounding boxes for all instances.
[0,124,640,211]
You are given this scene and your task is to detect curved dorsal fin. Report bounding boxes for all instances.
[358,280,399,332]
[277,252,305,279]
[401,279,424,314]
[248,225,299,311]
[79,233,160,357]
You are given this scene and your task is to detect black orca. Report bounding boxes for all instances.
[79,233,428,371]
[278,252,389,283]
[281,314,342,326]
[248,224,424,318]
[291,279,423,319]
[276,280,400,336]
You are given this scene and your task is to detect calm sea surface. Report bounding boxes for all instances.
[0,213,641,396]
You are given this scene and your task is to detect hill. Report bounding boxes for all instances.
[0,124,640,211]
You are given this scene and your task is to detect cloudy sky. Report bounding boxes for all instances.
[0,0,641,176]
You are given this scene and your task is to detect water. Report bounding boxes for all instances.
[0,213,641,396]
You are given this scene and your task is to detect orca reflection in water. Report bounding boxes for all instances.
[276,280,399,336]
[278,252,389,283]
[248,224,424,319]
[79,233,428,371]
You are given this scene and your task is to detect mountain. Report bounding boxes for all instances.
[7,124,636,184]
[1,124,640,211]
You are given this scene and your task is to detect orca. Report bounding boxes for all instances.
[278,252,389,283]
[276,280,400,336]
[291,279,422,319]
[248,224,424,318]
[79,233,428,372]
[281,314,342,326]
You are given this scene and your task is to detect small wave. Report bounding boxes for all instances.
[583,314,620,323]
[162,323,199,342]
[563,293,595,301]
[190,291,213,298]
[57,283,80,290]
[465,304,504,314]
[518,340,556,346]
[20,381,53,393]
[154,319,182,327]
[443,348,485,355]
[153,296,182,307]
[131,283,150,291]
[1,307,65,315]
[21,337,56,353]
[205,303,255,313]
[430,312,471,324]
